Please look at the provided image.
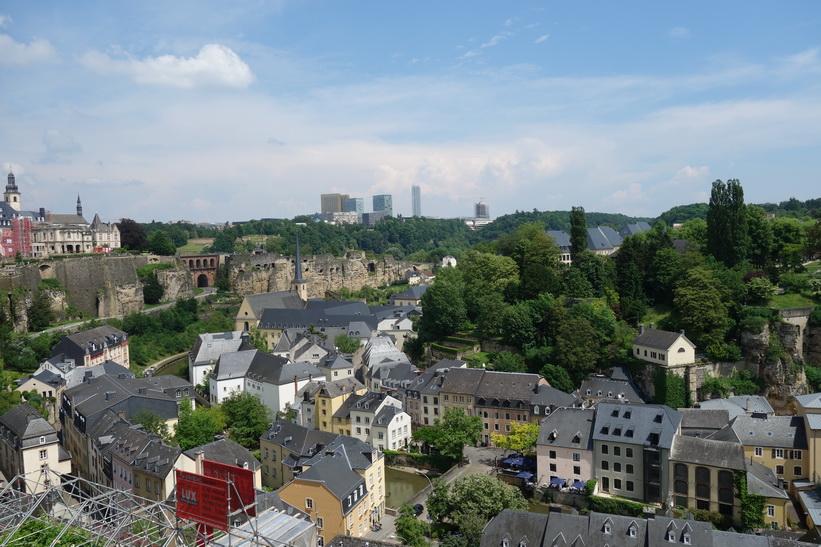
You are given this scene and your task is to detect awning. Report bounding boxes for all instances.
[502,457,525,467]
[549,477,566,486]
[516,471,533,479]
[572,480,586,489]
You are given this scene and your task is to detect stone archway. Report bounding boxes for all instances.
[197,273,209,287]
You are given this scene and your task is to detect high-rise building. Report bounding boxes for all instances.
[411,185,421,217]
[344,197,364,214]
[373,194,393,217]
[320,193,349,215]
[475,199,489,219]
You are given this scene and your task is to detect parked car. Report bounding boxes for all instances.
[413,503,424,516]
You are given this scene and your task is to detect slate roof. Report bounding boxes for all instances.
[261,420,338,464]
[805,414,821,431]
[587,226,623,251]
[678,408,731,438]
[670,435,746,470]
[798,489,821,531]
[428,359,467,372]
[293,446,366,515]
[537,407,595,450]
[244,350,318,386]
[320,353,354,370]
[709,414,807,449]
[132,438,181,481]
[439,367,484,397]
[301,434,379,472]
[531,384,578,409]
[633,326,695,351]
[363,335,410,369]
[52,325,128,363]
[619,222,652,238]
[479,509,548,547]
[212,349,258,381]
[577,376,646,403]
[190,331,250,365]
[795,392,821,409]
[546,230,571,249]
[390,285,429,302]
[0,403,58,448]
[746,461,789,499]
[374,362,417,391]
[646,515,713,546]
[183,437,260,471]
[373,405,404,426]
[699,396,774,418]
[43,213,87,225]
[21,369,64,390]
[244,291,306,318]
[297,377,366,402]
[333,391,389,420]
[593,403,681,449]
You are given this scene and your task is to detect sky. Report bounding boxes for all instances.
[1,1,821,224]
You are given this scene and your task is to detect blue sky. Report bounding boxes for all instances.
[2,1,820,223]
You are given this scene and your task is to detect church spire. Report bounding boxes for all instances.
[4,168,21,212]
[76,195,83,217]
[291,233,307,301]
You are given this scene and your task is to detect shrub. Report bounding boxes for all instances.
[136,263,173,279]
[809,306,821,327]
[38,278,64,290]
[779,272,809,294]
[738,307,777,333]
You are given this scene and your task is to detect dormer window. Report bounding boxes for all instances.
[654,414,663,423]
[611,409,619,417]
[502,539,509,547]
[624,410,631,419]
[667,531,675,542]
[628,527,637,538]
[603,524,611,534]
[683,534,691,545]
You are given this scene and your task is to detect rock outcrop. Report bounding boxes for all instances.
[807,325,821,367]
[226,252,430,297]
[740,321,807,410]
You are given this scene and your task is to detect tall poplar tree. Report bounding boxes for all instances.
[569,206,588,262]
[706,179,749,267]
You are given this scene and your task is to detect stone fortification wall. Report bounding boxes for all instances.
[157,266,195,302]
[226,252,430,297]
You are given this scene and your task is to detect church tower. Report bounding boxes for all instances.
[76,195,83,217]
[4,169,21,212]
[291,234,308,302]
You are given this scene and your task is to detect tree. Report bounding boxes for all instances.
[27,288,54,331]
[555,316,600,386]
[490,351,526,373]
[569,206,588,262]
[174,398,226,450]
[117,218,148,251]
[499,303,536,349]
[221,392,271,449]
[334,333,361,354]
[459,251,519,320]
[447,474,527,544]
[540,363,575,393]
[147,230,177,255]
[490,421,540,455]
[496,222,562,299]
[806,220,821,260]
[673,266,729,349]
[419,269,467,341]
[412,408,481,462]
[143,272,164,305]
[426,477,452,523]
[131,408,171,443]
[395,504,429,547]
[706,179,749,267]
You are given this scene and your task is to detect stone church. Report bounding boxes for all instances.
[0,169,121,259]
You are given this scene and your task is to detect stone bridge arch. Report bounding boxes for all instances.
[179,254,219,288]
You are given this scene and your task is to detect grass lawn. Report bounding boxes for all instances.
[177,238,212,254]
[768,292,819,309]
[643,303,673,328]
[464,352,491,367]
[806,261,821,276]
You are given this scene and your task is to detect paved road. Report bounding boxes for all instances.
[364,446,507,544]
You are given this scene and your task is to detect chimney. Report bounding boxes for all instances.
[639,324,644,334]
[746,398,751,411]
[649,323,654,329]
[39,207,46,219]
[294,375,299,395]
[104,391,115,400]
[680,329,685,335]
[195,450,205,474]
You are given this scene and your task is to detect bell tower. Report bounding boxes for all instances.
[291,234,308,302]
[4,169,21,212]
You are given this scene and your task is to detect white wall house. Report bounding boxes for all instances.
[632,326,696,366]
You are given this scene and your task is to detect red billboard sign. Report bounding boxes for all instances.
[202,459,256,517]
[175,470,229,530]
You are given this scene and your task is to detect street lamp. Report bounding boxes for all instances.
[416,470,433,490]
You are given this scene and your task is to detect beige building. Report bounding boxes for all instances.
[0,403,71,493]
[632,326,696,366]
[795,392,821,483]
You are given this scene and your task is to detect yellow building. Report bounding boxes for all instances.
[298,378,367,435]
[795,393,821,483]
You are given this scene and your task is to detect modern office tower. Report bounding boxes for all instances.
[373,194,393,216]
[344,197,364,214]
[475,199,489,219]
[411,185,421,217]
[320,193,349,214]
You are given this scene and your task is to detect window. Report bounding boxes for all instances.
[135,477,140,488]
[795,466,803,476]
[626,481,634,492]
[572,452,580,462]
[146,479,151,492]
[683,534,691,545]
[306,498,314,509]
[549,463,557,472]
[626,448,633,458]
[603,523,611,534]
[774,448,785,459]
[626,464,634,474]
[755,447,763,457]
[602,477,609,491]
[39,436,46,444]
[613,446,621,456]
[601,460,609,470]
[776,465,785,475]
[667,531,676,542]
[614,479,622,489]
[265,465,269,475]
[767,505,775,517]
[573,466,581,475]
[317,537,324,547]
[628,526,637,538]
[792,450,803,460]
[39,449,47,459]
[549,450,557,459]
[601,444,609,454]
[614,462,621,472]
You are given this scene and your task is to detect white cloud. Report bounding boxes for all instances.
[79,177,143,187]
[482,32,512,48]
[0,34,57,65]
[80,44,255,89]
[37,130,82,165]
[460,51,478,59]
[668,27,691,39]
[659,165,710,188]
[0,15,10,27]
[535,34,550,44]
[606,182,647,206]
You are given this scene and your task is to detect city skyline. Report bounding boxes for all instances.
[2,2,820,223]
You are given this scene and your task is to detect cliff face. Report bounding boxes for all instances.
[740,321,808,410]
[226,252,429,297]
[156,268,195,302]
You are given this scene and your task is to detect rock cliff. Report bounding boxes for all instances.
[226,252,430,297]
[807,325,821,367]
[740,321,807,410]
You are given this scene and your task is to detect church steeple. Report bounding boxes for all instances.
[291,234,308,301]
[76,195,83,217]
[4,169,21,212]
